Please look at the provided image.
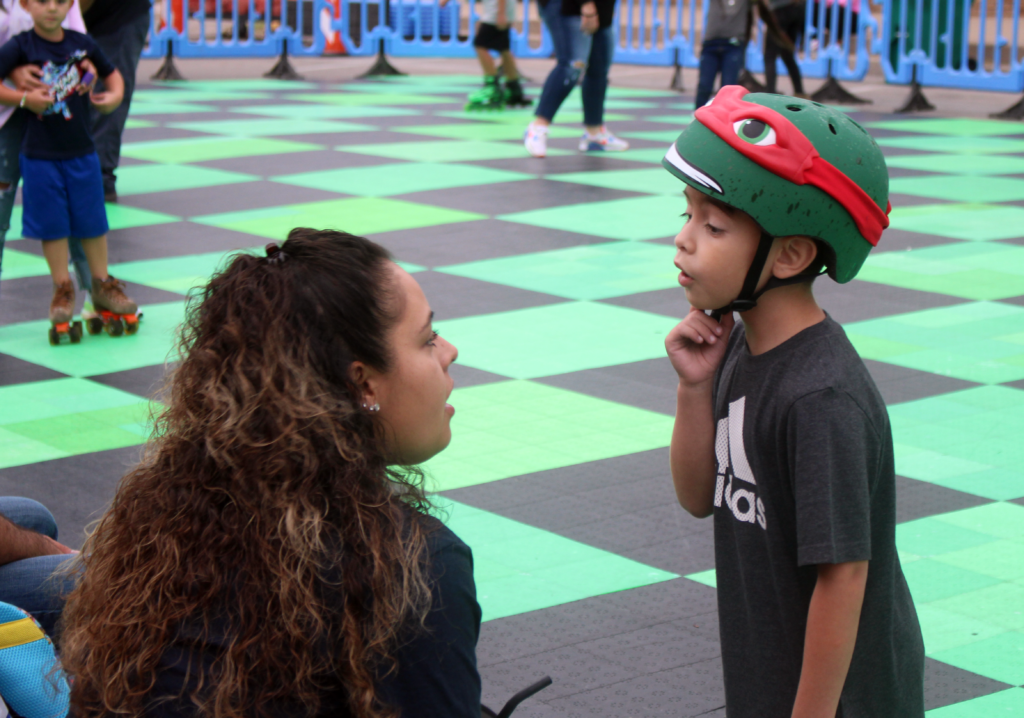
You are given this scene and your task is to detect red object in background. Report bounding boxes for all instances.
[187,0,284,16]
[322,0,346,53]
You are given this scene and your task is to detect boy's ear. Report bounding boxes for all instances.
[771,236,819,279]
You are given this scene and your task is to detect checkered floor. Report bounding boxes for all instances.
[1,74,1024,716]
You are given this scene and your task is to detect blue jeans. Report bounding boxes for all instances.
[0,497,80,635]
[0,112,90,298]
[535,0,615,127]
[695,38,745,110]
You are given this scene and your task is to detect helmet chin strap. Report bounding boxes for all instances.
[709,230,821,321]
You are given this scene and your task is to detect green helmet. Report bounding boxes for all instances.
[662,86,890,295]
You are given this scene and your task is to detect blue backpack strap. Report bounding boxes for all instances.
[0,602,69,718]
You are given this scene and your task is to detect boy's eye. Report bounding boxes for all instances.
[680,212,692,222]
[733,119,777,147]
[427,330,439,346]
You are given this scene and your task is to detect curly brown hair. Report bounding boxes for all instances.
[60,229,434,718]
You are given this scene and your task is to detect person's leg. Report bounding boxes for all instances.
[0,497,58,540]
[533,0,588,124]
[476,45,498,76]
[694,41,725,109]
[0,112,25,295]
[0,555,80,634]
[89,12,150,200]
[41,239,72,285]
[720,42,745,89]
[763,35,781,93]
[500,50,519,80]
[581,25,614,131]
[778,7,806,94]
[69,237,93,294]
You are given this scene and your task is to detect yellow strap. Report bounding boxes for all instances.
[0,617,44,650]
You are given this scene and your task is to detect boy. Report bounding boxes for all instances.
[461,0,529,109]
[0,0,136,336]
[662,85,924,717]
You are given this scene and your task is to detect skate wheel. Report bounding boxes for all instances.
[124,315,139,335]
[48,327,60,346]
[70,322,82,343]
[106,320,124,337]
[87,317,103,335]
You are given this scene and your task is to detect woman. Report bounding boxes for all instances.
[523,0,628,158]
[60,229,481,718]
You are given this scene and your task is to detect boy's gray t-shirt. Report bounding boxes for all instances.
[711,316,924,718]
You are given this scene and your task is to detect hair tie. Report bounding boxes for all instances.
[265,243,287,265]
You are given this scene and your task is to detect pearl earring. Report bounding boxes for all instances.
[362,402,380,413]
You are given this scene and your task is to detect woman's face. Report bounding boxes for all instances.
[370,264,458,466]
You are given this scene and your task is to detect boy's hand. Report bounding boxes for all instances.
[665,307,735,388]
[10,64,44,92]
[581,1,599,33]
[89,68,124,115]
[77,59,98,95]
[23,88,53,115]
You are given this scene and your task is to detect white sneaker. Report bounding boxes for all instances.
[579,127,630,152]
[524,122,548,158]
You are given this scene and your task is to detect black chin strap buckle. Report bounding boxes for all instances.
[729,299,758,313]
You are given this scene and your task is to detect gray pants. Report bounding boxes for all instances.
[90,11,151,195]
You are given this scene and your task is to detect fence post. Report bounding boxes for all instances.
[670,46,684,91]
[265,44,305,79]
[151,45,186,81]
[808,3,870,104]
[359,0,406,76]
[991,96,1024,120]
[894,64,934,112]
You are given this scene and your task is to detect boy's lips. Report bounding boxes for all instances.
[676,264,695,287]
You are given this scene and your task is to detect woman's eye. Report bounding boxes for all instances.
[732,119,777,147]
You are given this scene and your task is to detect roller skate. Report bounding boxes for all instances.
[86,274,139,337]
[465,76,506,111]
[48,278,82,345]
[504,78,532,108]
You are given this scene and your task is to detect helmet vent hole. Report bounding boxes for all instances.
[786,105,802,112]
[828,123,837,135]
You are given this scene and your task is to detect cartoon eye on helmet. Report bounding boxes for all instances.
[733,119,777,147]
[662,87,890,300]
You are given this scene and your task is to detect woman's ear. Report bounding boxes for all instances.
[348,361,381,409]
[772,236,819,279]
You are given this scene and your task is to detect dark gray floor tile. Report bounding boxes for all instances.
[994,237,1024,247]
[106,222,270,263]
[863,360,981,404]
[119,180,351,219]
[924,657,1012,711]
[131,110,250,123]
[0,446,145,549]
[88,363,175,400]
[483,644,640,701]
[1010,496,1024,507]
[877,228,963,251]
[888,168,945,179]
[600,287,687,318]
[122,127,220,143]
[818,279,968,323]
[449,363,510,388]
[0,352,68,386]
[575,621,721,675]
[395,179,646,215]
[544,656,726,718]
[467,154,655,174]
[416,270,567,319]
[195,147,408,175]
[624,533,717,576]
[895,476,994,523]
[890,192,956,207]
[535,357,680,416]
[374,219,609,267]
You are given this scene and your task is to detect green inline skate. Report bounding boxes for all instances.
[465,76,506,111]
[504,78,532,108]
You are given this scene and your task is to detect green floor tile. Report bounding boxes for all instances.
[394,122,580,141]
[685,569,717,588]
[930,633,1024,686]
[903,558,1001,603]
[273,162,533,196]
[121,137,322,164]
[434,109,632,126]
[115,164,258,196]
[193,197,484,239]
[0,301,185,378]
[605,147,673,164]
[500,195,685,241]
[886,153,1024,175]
[176,79,321,91]
[889,175,1024,203]
[925,689,1024,717]
[124,119,156,129]
[877,135,1024,154]
[936,539,1024,582]
[0,248,48,280]
[929,579,1024,632]
[549,168,681,195]
[0,378,151,469]
[605,86,680,98]
[345,81,480,95]
[107,204,181,230]
[888,203,1024,241]
[897,516,996,557]
[334,140,570,162]
[167,118,375,136]
[4,202,179,236]
[846,303,1024,385]
[423,380,674,490]
[857,242,1024,300]
[438,241,680,301]
[128,103,216,116]
[435,301,679,378]
[437,498,677,621]
[868,119,1024,136]
[916,603,1008,654]
[132,89,269,103]
[112,248,259,295]
[231,105,420,120]
[293,92,453,106]
[622,130,689,142]
[934,502,1024,540]
[644,114,695,125]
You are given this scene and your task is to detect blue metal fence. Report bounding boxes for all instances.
[144,0,1024,97]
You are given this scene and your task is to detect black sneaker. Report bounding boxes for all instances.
[104,190,117,203]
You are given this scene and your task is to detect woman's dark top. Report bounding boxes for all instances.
[146,516,482,718]
[561,0,617,29]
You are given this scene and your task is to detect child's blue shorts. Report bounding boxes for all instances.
[19,152,109,241]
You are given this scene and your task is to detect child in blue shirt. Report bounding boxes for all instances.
[0,0,136,332]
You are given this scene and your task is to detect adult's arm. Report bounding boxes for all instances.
[0,514,74,567]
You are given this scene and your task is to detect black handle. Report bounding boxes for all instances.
[496,676,554,718]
